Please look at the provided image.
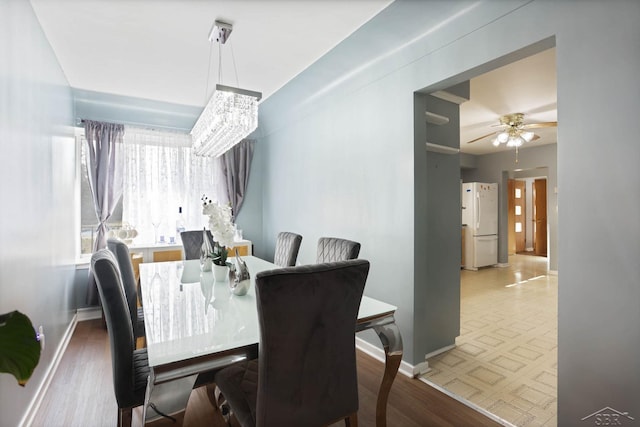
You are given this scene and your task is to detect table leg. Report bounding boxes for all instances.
[143,373,198,426]
[141,351,254,426]
[373,322,403,427]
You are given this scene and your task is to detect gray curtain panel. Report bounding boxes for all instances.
[221,139,255,220]
[84,119,124,305]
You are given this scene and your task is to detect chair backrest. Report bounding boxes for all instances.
[107,238,138,330]
[273,232,303,267]
[254,259,370,426]
[90,249,138,408]
[316,237,361,263]
[181,230,213,260]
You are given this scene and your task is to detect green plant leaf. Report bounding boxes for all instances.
[0,311,41,386]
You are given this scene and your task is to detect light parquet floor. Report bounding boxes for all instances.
[421,254,557,427]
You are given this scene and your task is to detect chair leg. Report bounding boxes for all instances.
[345,412,358,427]
[206,383,218,408]
[118,407,133,427]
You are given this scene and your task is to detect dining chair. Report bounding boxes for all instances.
[107,238,145,340]
[273,231,303,267]
[214,259,370,427]
[91,249,150,427]
[181,229,214,260]
[316,237,361,263]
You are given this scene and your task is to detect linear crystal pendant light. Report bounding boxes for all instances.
[191,21,262,157]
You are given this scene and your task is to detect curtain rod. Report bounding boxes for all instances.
[76,118,192,134]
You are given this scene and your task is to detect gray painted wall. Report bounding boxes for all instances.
[414,93,463,358]
[0,1,76,425]
[462,143,558,271]
[256,0,640,425]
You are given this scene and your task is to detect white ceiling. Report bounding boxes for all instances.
[30,1,556,156]
[459,47,557,155]
[30,0,392,106]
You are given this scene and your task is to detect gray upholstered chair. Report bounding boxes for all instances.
[107,238,145,339]
[181,229,213,260]
[316,237,361,263]
[214,259,370,427]
[273,232,303,267]
[91,249,149,427]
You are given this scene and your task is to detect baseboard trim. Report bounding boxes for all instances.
[20,314,78,427]
[355,337,418,378]
[76,306,102,321]
[424,344,456,360]
[418,376,515,427]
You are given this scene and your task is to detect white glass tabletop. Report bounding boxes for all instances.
[139,256,397,368]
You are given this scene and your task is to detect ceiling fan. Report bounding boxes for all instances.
[466,112,557,162]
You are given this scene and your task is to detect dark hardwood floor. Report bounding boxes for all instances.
[32,319,502,427]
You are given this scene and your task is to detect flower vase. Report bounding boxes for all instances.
[212,264,229,282]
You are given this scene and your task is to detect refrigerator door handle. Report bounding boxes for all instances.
[476,192,481,230]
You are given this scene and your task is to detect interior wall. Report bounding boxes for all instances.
[256,0,640,424]
[555,1,640,423]
[462,143,557,270]
[0,1,76,425]
[257,0,548,369]
[414,93,462,357]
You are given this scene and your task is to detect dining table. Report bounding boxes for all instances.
[139,256,403,426]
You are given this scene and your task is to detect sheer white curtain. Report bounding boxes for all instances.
[122,127,228,244]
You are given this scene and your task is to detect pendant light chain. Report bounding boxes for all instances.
[204,40,214,104]
[218,41,223,86]
[229,41,240,88]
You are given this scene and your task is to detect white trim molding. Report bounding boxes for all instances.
[424,344,456,361]
[76,307,102,321]
[355,337,425,378]
[20,315,78,427]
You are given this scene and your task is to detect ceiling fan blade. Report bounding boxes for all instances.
[466,131,495,144]
[522,121,557,129]
[530,134,541,142]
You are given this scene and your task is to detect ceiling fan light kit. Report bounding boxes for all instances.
[191,20,262,157]
[466,112,557,163]
[492,128,534,148]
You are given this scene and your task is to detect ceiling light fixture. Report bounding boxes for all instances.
[490,113,538,163]
[491,113,535,149]
[466,112,557,163]
[191,20,262,157]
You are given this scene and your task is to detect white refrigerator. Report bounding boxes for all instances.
[462,182,498,270]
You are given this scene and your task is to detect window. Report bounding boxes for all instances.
[79,127,226,254]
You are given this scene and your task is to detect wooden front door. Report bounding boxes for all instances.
[533,178,548,256]
[514,181,526,253]
[507,179,526,254]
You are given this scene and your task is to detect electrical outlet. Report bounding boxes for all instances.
[37,325,45,350]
